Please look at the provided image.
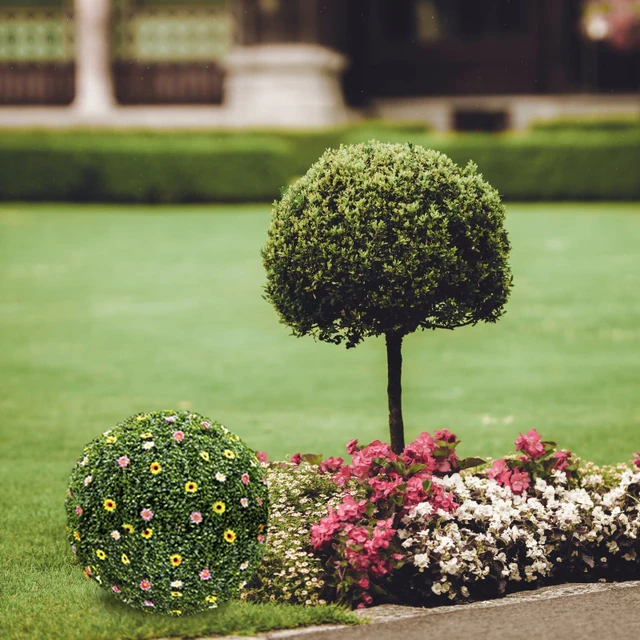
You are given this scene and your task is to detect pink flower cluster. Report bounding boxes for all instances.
[307,431,460,608]
[488,429,578,494]
[487,459,531,494]
[515,429,546,459]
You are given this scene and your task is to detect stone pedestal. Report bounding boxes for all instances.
[224,44,352,128]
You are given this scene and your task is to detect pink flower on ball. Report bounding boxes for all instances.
[118,455,130,468]
[75,506,83,516]
[140,580,151,590]
[172,431,184,443]
[241,473,250,485]
[199,569,211,580]
[190,511,203,524]
[112,585,121,593]
[140,508,154,522]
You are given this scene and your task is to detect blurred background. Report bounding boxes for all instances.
[0,0,638,130]
[0,0,638,202]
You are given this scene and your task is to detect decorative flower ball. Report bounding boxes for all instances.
[65,410,269,616]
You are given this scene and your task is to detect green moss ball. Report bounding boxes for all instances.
[65,410,269,616]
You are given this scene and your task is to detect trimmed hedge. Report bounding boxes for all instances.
[342,130,640,201]
[0,133,294,203]
[0,126,638,202]
[530,115,640,133]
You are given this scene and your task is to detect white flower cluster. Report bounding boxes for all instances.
[398,466,640,604]
[242,462,343,606]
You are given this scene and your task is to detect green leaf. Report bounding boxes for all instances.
[457,456,486,471]
[407,463,427,475]
[301,453,323,466]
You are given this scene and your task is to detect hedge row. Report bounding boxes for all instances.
[342,129,640,201]
[0,127,637,202]
[530,116,640,133]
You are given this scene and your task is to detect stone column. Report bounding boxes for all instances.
[73,0,116,116]
[225,0,353,128]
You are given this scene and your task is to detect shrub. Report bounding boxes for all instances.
[242,461,345,606]
[263,141,512,452]
[65,410,269,616]
[259,433,640,609]
[0,132,293,203]
[0,127,638,202]
[398,463,640,604]
[342,131,640,201]
[530,115,640,133]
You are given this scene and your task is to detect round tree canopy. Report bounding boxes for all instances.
[263,141,512,348]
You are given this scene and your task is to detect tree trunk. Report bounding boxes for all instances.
[386,331,405,454]
[73,0,116,115]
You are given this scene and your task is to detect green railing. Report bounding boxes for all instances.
[114,0,233,62]
[0,1,73,62]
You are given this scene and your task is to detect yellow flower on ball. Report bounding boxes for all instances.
[185,481,198,493]
[223,449,236,459]
[150,462,162,475]
[121,553,130,564]
[170,554,182,566]
[103,499,116,512]
[224,530,236,543]
[96,549,106,560]
[141,528,153,539]
[212,501,226,514]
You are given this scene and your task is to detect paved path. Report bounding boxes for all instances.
[203,581,640,640]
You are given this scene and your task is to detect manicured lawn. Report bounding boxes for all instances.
[1,202,639,639]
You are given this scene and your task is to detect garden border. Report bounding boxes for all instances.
[154,580,640,640]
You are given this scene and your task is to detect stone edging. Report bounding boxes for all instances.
[155,580,640,640]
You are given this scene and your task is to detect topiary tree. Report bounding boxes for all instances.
[262,141,512,454]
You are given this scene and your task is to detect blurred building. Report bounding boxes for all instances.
[0,0,638,129]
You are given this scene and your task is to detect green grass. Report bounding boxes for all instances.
[1,202,639,639]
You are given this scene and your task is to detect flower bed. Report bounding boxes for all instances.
[246,431,640,609]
